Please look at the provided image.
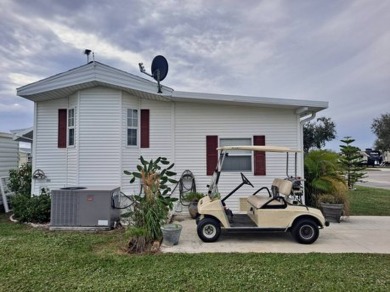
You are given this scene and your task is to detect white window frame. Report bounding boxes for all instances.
[220,138,252,172]
[68,108,75,147]
[127,109,138,146]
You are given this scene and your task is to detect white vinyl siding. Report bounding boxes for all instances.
[66,93,78,186]
[174,102,300,212]
[0,133,18,178]
[32,88,302,213]
[32,98,68,194]
[121,93,173,195]
[78,87,121,186]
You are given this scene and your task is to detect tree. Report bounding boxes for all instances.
[303,117,336,153]
[304,150,347,207]
[339,137,366,189]
[371,113,390,151]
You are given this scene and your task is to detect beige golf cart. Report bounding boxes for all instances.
[196,145,329,244]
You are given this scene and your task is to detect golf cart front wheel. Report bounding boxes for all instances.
[291,219,319,244]
[197,218,221,242]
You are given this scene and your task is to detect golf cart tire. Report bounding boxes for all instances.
[291,218,319,244]
[197,217,221,242]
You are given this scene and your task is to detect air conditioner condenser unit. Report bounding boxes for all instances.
[50,186,121,231]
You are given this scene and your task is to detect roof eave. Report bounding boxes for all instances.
[16,61,173,102]
[172,91,328,113]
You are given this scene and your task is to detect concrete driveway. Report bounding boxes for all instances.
[161,215,390,254]
[357,168,390,189]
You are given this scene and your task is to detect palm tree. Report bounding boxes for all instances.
[304,150,347,207]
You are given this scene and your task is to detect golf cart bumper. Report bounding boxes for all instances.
[325,220,330,227]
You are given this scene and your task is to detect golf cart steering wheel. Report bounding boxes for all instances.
[241,173,254,187]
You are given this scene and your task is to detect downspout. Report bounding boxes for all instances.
[298,110,316,204]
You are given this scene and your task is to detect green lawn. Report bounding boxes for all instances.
[349,186,390,216]
[0,214,389,291]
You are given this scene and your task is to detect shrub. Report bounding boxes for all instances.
[304,150,348,208]
[183,192,205,202]
[8,163,32,197]
[11,189,51,223]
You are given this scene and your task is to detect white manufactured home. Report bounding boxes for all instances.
[0,132,18,211]
[0,132,18,178]
[17,61,327,211]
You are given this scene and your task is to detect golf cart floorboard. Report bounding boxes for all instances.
[226,214,286,232]
[229,214,257,228]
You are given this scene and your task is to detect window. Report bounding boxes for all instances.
[220,138,252,171]
[206,135,266,175]
[68,108,75,146]
[127,109,138,146]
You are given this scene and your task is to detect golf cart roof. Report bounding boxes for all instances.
[217,146,301,153]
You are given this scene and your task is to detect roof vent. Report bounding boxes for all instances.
[84,49,93,63]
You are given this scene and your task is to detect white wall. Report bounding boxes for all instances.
[173,102,301,211]
[33,99,68,194]
[32,88,303,212]
[78,87,121,186]
[120,93,174,195]
[0,133,18,178]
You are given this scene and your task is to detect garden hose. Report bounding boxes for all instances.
[113,170,196,209]
[170,170,197,206]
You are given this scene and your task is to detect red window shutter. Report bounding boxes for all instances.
[254,135,266,175]
[140,109,150,148]
[58,109,67,148]
[206,135,218,175]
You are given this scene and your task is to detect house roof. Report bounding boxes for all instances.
[17,61,328,116]
[10,127,33,142]
[17,62,174,102]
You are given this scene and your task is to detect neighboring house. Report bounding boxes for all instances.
[0,132,18,178]
[11,127,33,167]
[17,61,327,211]
[0,132,18,211]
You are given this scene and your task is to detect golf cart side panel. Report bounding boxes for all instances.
[244,200,327,229]
[198,196,230,227]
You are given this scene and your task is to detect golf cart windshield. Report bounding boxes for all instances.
[207,145,301,200]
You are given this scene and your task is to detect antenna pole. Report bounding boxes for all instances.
[156,69,162,93]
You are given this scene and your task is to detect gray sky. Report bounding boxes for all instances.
[1,0,389,150]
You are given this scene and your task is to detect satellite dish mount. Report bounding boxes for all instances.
[139,55,168,93]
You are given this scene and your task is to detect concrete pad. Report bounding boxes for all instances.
[161,215,390,254]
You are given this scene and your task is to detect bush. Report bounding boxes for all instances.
[304,150,348,207]
[8,163,32,197]
[11,189,51,223]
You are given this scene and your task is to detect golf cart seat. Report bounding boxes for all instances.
[247,178,293,209]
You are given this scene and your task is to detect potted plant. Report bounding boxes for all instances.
[183,192,205,219]
[124,156,178,253]
[317,192,349,223]
[160,223,183,246]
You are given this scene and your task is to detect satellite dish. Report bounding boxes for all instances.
[151,55,168,82]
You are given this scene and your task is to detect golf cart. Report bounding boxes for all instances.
[196,145,329,244]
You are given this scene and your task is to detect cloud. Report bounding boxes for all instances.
[0,0,389,150]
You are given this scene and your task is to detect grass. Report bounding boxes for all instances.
[0,214,389,291]
[0,186,389,290]
[349,186,390,216]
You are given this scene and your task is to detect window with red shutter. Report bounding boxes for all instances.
[58,109,67,148]
[254,135,266,175]
[206,136,218,175]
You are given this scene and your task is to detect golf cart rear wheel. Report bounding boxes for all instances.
[292,219,319,244]
[197,218,221,242]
